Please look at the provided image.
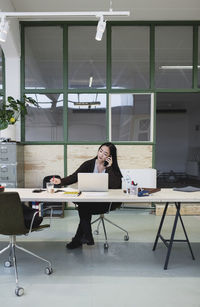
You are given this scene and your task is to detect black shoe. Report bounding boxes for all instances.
[81,235,95,246]
[87,239,95,246]
[66,240,82,249]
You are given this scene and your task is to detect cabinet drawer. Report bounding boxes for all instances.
[0,144,23,163]
[0,164,16,181]
[0,144,16,163]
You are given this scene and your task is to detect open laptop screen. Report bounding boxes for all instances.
[78,173,108,192]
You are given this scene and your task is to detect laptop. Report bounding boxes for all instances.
[78,173,108,192]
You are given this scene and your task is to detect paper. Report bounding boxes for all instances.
[82,192,109,197]
[63,191,80,196]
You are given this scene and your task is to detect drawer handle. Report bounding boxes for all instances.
[0,177,9,180]
[0,157,8,161]
[1,167,8,172]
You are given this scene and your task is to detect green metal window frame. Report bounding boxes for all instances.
[20,21,200,170]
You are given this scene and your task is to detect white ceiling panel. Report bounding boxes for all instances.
[6,0,200,21]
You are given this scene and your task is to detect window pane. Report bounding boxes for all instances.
[25,94,63,141]
[155,26,193,88]
[0,47,3,90]
[68,93,106,141]
[198,27,200,88]
[111,94,151,141]
[112,26,150,89]
[25,27,63,89]
[68,26,106,89]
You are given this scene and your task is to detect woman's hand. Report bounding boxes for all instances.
[105,156,112,168]
[50,177,61,185]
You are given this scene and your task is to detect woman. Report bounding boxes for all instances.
[51,142,122,249]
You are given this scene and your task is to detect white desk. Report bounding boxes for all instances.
[5,187,200,203]
[4,188,200,269]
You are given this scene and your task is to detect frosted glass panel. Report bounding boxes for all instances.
[25,27,63,89]
[25,93,63,141]
[68,93,106,141]
[112,26,150,89]
[111,94,151,141]
[68,26,106,89]
[155,26,193,88]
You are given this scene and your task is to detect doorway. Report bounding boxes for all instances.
[156,93,200,187]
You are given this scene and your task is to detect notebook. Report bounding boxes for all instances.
[78,173,108,192]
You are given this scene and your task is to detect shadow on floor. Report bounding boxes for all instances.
[0,241,199,279]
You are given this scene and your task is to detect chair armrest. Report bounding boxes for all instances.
[105,202,112,214]
[28,207,53,235]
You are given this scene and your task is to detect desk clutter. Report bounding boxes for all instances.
[123,187,161,197]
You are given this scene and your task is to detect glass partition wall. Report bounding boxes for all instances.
[22,23,200,145]
[24,26,63,90]
[155,26,193,89]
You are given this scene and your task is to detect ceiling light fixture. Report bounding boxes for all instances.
[95,15,106,41]
[0,10,130,42]
[160,65,200,70]
[89,76,93,87]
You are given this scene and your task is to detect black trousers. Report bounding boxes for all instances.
[74,202,120,241]
[22,203,43,229]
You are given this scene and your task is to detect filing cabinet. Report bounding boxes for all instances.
[0,142,24,187]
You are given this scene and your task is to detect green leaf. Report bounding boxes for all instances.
[0,121,8,130]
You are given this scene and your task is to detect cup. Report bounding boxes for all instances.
[130,184,138,195]
[46,182,54,193]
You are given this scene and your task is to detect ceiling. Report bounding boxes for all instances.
[5,0,200,21]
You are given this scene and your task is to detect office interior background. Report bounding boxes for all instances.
[0,0,200,305]
[1,0,200,188]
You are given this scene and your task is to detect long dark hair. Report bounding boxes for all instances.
[97,142,122,177]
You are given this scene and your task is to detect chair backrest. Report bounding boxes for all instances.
[43,175,61,188]
[0,192,28,235]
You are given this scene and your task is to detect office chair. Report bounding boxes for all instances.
[0,192,53,297]
[43,175,65,217]
[91,203,129,249]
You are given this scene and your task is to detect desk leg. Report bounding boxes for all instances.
[152,202,169,251]
[175,203,195,260]
[163,202,180,270]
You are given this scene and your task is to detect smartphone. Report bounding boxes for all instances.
[104,155,111,167]
[104,161,109,167]
[32,189,45,193]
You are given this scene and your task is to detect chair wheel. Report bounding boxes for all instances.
[15,287,24,296]
[45,267,53,275]
[104,243,109,249]
[94,230,99,235]
[4,260,12,268]
[124,235,129,241]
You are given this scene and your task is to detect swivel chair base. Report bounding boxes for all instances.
[91,214,129,249]
[0,235,53,296]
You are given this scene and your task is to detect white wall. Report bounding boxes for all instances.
[0,0,21,141]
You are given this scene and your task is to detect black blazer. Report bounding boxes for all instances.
[61,158,122,189]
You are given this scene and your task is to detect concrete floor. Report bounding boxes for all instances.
[0,209,200,306]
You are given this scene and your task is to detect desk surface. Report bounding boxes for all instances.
[4,188,200,204]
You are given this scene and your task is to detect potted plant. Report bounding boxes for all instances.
[0,95,38,130]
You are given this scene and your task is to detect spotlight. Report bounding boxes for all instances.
[0,16,9,42]
[95,15,106,41]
